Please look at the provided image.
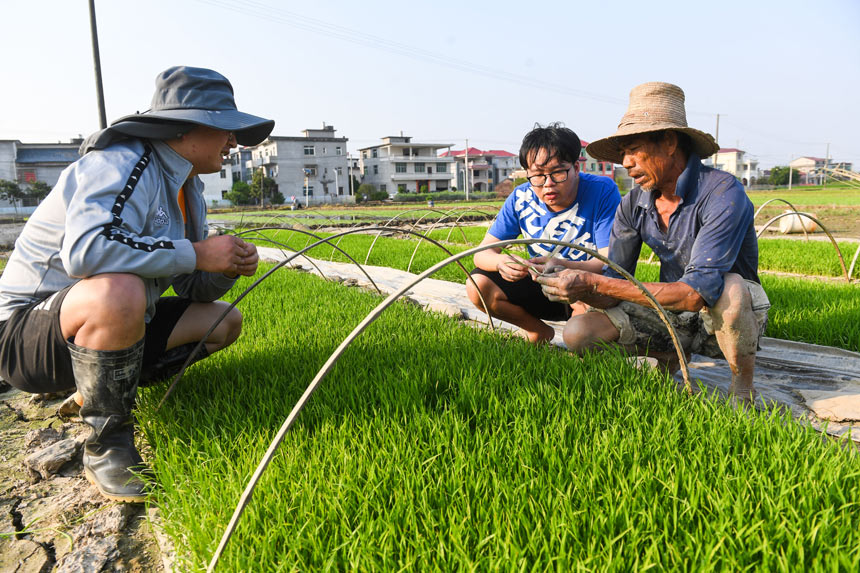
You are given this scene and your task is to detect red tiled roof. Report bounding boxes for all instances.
[440,147,515,158]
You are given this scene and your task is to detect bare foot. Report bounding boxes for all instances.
[520,322,556,345]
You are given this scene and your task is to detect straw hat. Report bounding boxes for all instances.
[586,82,719,164]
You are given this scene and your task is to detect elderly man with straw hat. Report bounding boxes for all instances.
[0,66,274,502]
[536,82,770,404]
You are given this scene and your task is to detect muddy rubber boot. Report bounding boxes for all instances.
[69,338,147,503]
[139,342,209,387]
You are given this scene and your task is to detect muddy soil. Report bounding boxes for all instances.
[0,385,172,572]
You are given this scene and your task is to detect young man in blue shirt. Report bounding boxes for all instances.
[466,124,621,343]
[536,83,769,404]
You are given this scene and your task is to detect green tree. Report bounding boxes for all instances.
[250,170,277,206]
[0,179,25,215]
[614,174,629,194]
[27,181,52,203]
[769,166,795,186]
[224,180,252,205]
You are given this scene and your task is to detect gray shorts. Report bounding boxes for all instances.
[590,280,770,358]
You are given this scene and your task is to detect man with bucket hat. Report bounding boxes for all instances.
[535,82,769,404]
[0,66,274,501]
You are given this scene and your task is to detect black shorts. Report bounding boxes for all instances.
[0,285,194,394]
[471,268,572,322]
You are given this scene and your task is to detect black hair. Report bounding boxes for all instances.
[518,122,582,169]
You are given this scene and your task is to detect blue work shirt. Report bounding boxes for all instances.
[605,154,759,307]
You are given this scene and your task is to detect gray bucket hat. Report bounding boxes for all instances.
[111,66,274,146]
[586,82,719,164]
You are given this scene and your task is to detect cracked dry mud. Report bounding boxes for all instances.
[0,383,171,572]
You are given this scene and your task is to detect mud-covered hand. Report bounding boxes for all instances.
[193,235,258,277]
[535,269,597,303]
[527,255,566,277]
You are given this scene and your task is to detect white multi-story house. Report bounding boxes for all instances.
[0,139,81,214]
[578,140,616,180]
[788,156,853,186]
[705,148,760,186]
[238,124,350,206]
[440,148,518,192]
[358,135,455,195]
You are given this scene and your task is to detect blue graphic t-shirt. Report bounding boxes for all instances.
[489,172,621,261]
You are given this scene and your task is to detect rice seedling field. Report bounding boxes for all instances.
[640,238,860,279]
[141,268,860,571]
[244,227,860,352]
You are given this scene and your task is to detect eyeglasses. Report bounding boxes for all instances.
[527,166,571,187]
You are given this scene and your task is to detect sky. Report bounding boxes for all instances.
[2,0,859,170]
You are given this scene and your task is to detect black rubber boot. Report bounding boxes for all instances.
[70,338,147,503]
[139,342,210,387]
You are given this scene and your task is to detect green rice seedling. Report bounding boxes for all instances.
[138,268,860,572]
[639,239,860,279]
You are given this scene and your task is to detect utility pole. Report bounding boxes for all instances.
[788,154,793,190]
[464,139,470,201]
[824,143,830,188]
[715,114,720,148]
[88,0,107,129]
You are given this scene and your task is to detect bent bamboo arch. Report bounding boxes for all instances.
[753,198,810,241]
[756,211,850,281]
[204,237,693,572]
[155,226,498,410]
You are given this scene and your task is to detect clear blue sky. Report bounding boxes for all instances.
[3,0,858,169]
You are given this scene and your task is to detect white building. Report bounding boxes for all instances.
[0,139,81,214]
[244,125,351,206]
[704,148,760,186]
[440,148,518,192]
[358,135,455,196]
[579,140,616,180]
[789,156,853,186]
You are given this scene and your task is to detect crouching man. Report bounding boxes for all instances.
[536,83,769,403]
[0,66,274,501]
[466,123,621,343]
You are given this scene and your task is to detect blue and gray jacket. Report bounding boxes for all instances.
[0,138,236,323]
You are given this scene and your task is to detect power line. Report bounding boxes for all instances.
[193,0,627,106]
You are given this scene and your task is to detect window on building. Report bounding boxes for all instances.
[322,147,327,154]
[372,149,378,158]
[304,166,317,177]
[373,165,379,175]
[336,146,342,155]
[362,151,368,159]
[363,166,368,175]
[397,184,407,192]
[415,163,426,173]
[17,169,36,184]
[395,162,407,173]
[380,184,387,192]
[303,185,314,195]
[436,163,447,173]
[338,186,344,195]
[304,145,315,156]
[402,149,410,156]
[335,167,342,175]
[220,169,226,179]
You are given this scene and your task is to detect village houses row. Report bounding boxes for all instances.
[0,125,849,214]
